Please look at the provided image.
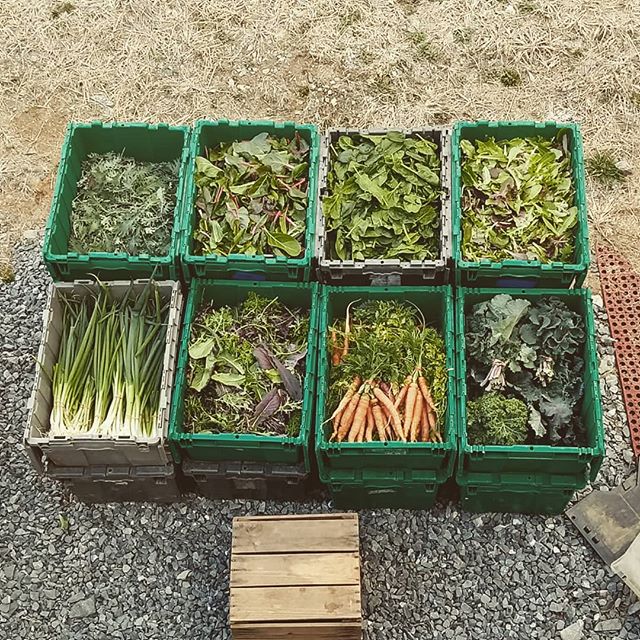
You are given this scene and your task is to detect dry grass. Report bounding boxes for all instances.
[1,0,639,273]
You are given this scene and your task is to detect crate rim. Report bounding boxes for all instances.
[316,126,452,272]
[43,120,190,264]
[315,284,457,461]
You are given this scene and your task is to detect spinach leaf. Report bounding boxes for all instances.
[324,132,441,261]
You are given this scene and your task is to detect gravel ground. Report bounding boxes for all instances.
[1,242,639,640]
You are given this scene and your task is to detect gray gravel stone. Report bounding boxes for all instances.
[560,620,584,640]
[1,244,640,640]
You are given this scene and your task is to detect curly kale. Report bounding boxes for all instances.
[465,294,586,446]
[467,393,529,446]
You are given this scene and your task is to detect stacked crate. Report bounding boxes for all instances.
[451,121,604,514]
[27,122,189,501]
[313,127,456,508]
[167,119,322,500]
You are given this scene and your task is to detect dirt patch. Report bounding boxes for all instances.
[0,0,639,276]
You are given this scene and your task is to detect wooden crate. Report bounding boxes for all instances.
[230,513,362,640]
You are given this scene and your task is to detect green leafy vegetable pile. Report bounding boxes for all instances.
[467,393,528,446]
[465,294,586,445]
[323,132,441,261]
[192,132,310,258]
[184,293,309,436]
[70,152,179,255]
[328,300,447,443]
[460,134,578,263]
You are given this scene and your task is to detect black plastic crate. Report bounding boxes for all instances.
[183,460,311,501]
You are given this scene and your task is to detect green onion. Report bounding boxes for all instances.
[49,281,168,439]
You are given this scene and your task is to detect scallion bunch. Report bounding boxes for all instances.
[49,281,168,439]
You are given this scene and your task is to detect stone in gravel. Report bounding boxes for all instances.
[629,601,640,615]
[594,618,623,632]
[176,570,190,581]
[560,620,584,640]
[550,602,565,613]
[69,596,96,619]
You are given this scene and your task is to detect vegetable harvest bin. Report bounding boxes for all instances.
[24,280,183,473]
[43,121,190,282]
[315,127,452,285]
[168,279,319,499]
[315,285,457,509]
[180,119,320,282]
[452,121,589,288]
[455,287,605,514]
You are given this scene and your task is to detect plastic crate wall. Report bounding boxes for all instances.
[315,127,452,285]
[168,279,319,471]
[455,287,605,487]
[24,280,183,472]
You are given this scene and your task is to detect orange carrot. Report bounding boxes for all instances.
[371,399,386,442]
[410,391,423,442]
[403,381,419,439]
[331,376,361,438]
[420,403,430,442]
[336,388,363,442]
[365,407,375,442]
[348,392,370,443]
[394,376,412,409]
[331,329,341,366]
[373,387,404,441]
[418,375,436,411]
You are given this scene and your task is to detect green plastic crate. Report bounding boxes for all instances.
[452,121,589,288]
[43,121,190,281]
[168,279,319,472]
[455,287,605,507]
[315,285,457,509]
[180,119,320,281]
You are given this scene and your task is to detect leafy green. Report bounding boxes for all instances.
[192,132,310,258]
[69,152,179,256]
[460,134,578,263]
[467,393,528,446]
[184,293,309,436]
[323,132,441,261]
[465,294,586,445]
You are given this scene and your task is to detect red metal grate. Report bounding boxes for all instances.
[597,243,640,457]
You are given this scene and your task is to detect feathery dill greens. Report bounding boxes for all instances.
[69,152,179,256]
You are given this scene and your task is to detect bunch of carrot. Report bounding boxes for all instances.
[329,369,443,443]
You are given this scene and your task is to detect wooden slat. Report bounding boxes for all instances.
[232,517,359,554]
[230,552,360,587]
[231,622,362,640]
[234,513,357,522]
[230,585,361,623]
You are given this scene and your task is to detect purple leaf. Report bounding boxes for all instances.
[252,388,282,426]
[272,356,302,401]
[253,345,274,370]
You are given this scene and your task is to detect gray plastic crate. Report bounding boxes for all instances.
[315,127,452,285]
[24,279,183,472]
[47,463,181,503]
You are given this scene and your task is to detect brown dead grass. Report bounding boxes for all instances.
[1,0,639,274]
